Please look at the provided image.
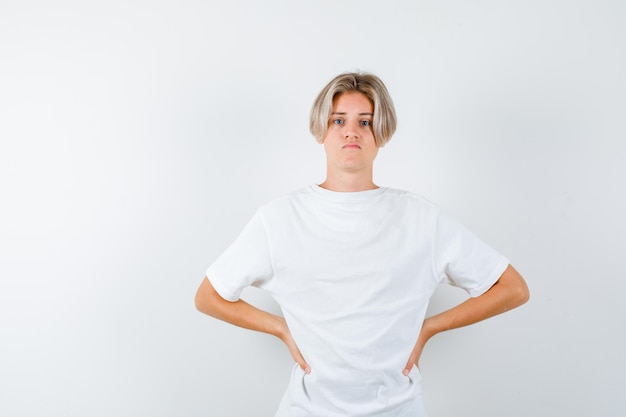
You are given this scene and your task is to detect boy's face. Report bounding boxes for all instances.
[322,92,379,175]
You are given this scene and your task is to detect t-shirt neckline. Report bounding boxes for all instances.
[309,184,388,201]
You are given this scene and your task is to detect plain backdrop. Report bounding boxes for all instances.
[1,1,625,416]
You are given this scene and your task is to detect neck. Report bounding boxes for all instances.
[319,170,378,192]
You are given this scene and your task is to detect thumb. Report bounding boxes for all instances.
[283,331,311,374]
[289,343,311,374]
[403,340,425,376]
[402,354,418,376]
[403,322,433,375]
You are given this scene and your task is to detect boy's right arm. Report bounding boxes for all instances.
[195,277,310,373]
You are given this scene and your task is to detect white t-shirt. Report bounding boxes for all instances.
[207,185,509,417]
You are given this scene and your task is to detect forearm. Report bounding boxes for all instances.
[404,264,529,373]
[195,276,310,372]
[424,264,529,338]
[195,276,287,340]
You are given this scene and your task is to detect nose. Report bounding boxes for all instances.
[343,119,360,140]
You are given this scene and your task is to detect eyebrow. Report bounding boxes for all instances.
[330,112,373,116]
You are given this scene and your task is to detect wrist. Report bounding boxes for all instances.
[271,316,289,341]
[422,316,439,340]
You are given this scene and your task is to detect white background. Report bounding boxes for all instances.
[1,1,625,416]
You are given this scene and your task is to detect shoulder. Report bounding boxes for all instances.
[256,187,314,215]
[380,187,443,214]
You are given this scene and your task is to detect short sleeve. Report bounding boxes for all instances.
[206,211,274,301]
[433,211,510,297]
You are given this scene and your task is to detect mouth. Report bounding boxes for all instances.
[343,144,361,149]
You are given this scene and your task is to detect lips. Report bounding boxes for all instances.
[343,143,361,149]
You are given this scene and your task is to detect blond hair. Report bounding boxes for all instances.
[309,72,397,147]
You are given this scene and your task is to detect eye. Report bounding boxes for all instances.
[360,120,371,127]
[332,118,344,125]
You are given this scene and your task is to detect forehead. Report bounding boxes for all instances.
[332,92,373,112]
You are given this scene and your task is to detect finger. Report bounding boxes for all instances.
[402,347,420,376]
[402,356,416,376]
[291,348,311,373]
[287,340,311,374]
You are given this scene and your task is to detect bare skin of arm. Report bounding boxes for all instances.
[195,277,311,373]
[403,264,530,375]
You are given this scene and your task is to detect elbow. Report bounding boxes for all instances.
[511,272,530,308]
[195,276,230,318]
[194,287,205,313]
[195,277,214,315]
[500,265,530,310]
[515,281,530,307]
